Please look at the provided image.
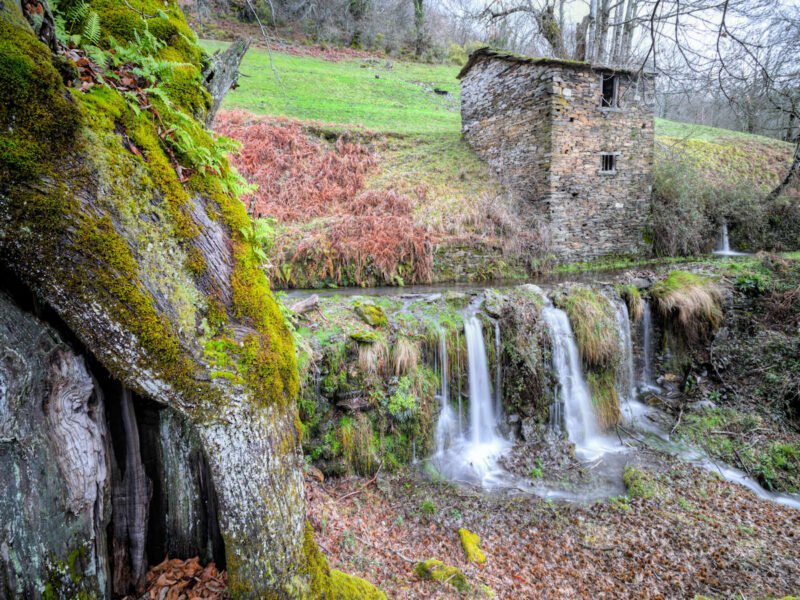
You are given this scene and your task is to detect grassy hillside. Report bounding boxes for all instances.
[204,41,798,284]
[202,40,459,134]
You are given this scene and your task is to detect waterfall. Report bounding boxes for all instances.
[431,303,509,486]
[456,331,463,437]
[611,296,661,432]
[493,320,503,424]
[638,300,658,392]
[434,330,458,455]
[714,220,746,256]
[610,297,636,404]
[542,303,617,460]
[465,314,498,446]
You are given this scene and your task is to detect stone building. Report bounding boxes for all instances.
[458,48,656,260]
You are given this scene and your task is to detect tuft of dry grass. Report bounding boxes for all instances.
[561,287,620,370]
[392,336,420,376]
[357,338,389,375]
[618,284,644,322]
[650,271,723,344]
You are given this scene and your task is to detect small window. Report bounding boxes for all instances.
[600,153,617,173]
[601,74,619,108]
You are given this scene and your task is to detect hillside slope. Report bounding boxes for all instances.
[204,41,799,287]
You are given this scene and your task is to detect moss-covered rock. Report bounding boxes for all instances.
[414,559,470,593]
[353,300,388,327]
[458,528,487,564]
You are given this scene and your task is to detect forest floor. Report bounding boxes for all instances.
[305,458,800,599]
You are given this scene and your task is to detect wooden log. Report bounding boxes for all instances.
[203,38,251,127]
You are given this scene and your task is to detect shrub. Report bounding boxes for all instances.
[386,376,419,423]
[392,336,420,375]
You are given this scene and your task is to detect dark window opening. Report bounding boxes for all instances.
[601,74,619,108]
[601,153,617,173]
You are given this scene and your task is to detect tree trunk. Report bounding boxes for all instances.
[413,0,425,57]
[766,140,800,201]
[203,38,251,127]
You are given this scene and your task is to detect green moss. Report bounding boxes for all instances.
[623,465,658,499]
[414,559,470,593]
[458,528,486,564]
[302,522,386,599]
[350,330,380,343]
[88,0,202,66]
[162,63,212,118]
[42,545,97,600]
[0,17,81,183]
[353,301,388,327]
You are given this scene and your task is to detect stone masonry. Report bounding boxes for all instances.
[459,48,656,260]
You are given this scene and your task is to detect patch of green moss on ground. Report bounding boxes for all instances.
[458,528,486,564]
[302,522,386,599]
[623,465,658,499]
[414,559,470,593]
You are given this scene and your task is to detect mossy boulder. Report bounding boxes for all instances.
[350,330,380,344]
[458,528,487,564]
[353,301,388,327]
[414,559,470,593]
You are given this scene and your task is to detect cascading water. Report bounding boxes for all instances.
[714,220,746,256]
[434,329,458,454]
[494,320,503,423]
[610,297,636,404]
[542,302,618,460]
[638,300,659,392]
[431,303,509,486]
[611,296,663,433]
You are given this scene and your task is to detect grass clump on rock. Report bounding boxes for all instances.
[560,287,619,370]
[651,271,723,345]
[458,528,487,564]
[559,287,621,428]
[617,283,644,322]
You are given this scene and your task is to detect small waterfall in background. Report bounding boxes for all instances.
[434,329,458,455]
[431,302,510,486]
[542,302,618,460]
[713,220,747,256]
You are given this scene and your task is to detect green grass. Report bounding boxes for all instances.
[204,40,789,145]
[201,40,461,134]
[654,118,789,146]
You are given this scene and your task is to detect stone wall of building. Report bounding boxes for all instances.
[460,53,655,260]
[548,68,654,258]
[460,59,553,212]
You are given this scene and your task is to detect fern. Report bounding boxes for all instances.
[82,11,101,46]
